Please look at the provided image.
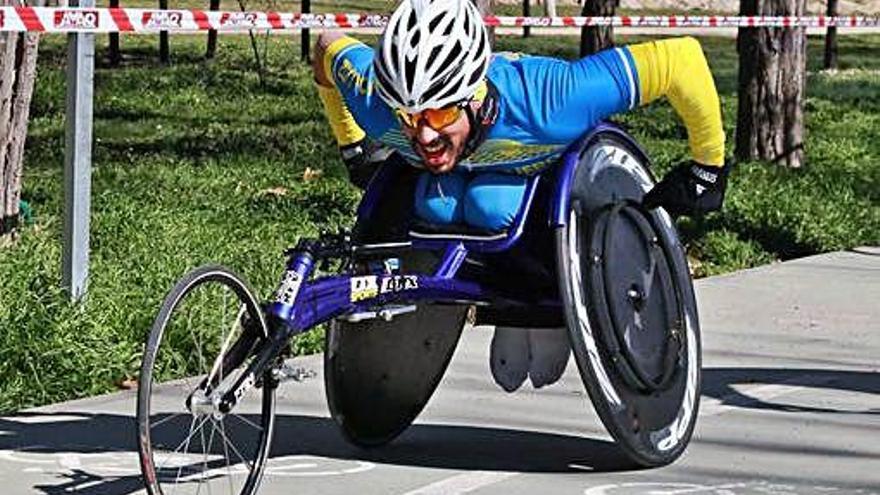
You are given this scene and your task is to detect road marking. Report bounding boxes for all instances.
[700,373,839,417]
[0,449,375,478]
[5,414,89,424]
[583,481,879,495]
[585,482,748,495]
[401,471,518,495]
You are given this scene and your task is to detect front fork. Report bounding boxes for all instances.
[191,249,318,418]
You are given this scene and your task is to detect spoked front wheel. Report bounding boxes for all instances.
[137,265,276,495]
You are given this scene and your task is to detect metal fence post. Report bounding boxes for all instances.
[301,0,310,62]
[159,0,169,63]
[108,0,120,65]
[63,0,95,301]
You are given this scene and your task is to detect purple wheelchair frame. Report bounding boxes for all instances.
[205,122,650,417]
[266,122,648,338]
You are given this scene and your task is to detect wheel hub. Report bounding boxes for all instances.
[586,201,684,393]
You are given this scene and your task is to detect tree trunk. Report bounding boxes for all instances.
[474,0,496,49]
[736,0,807,168]
[206,0,220,59]
[0,0,41,242]
[580,0,617,56]
[824,0,838,70]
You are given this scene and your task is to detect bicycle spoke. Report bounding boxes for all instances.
[150,412,184,430]
[229,413,263,432]
[214,418,254,472]
[157,414,211,473]
[196,421,209,495]
[207,307,244,389]
[203,419,219,495]
[187,301,203,378]
[168,414,204,494]
[218,419,235,495]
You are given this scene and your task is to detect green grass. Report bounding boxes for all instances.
[0,30,878,413]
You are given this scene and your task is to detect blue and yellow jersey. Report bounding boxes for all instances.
[316,36,725,174]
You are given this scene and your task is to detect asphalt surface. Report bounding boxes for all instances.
[1,247,878,495]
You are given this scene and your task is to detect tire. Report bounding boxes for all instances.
[137,265,276,495]
[327,167,467,447]
[325,250,468,447]
[556,133,702,467]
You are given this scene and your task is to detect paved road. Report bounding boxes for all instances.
[1,248,878,494]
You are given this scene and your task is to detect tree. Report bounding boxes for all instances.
[736,0,807,168]
[824,0,839,70]
[0,0,41,243]
[580,0,618,56]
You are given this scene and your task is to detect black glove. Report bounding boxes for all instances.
[643,161,730,217]
[340,139,394,190]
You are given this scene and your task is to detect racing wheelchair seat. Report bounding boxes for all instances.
[325,122,702,467]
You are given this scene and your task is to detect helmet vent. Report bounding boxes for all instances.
[404,57,417,93]
[428,15,443,32]
[375,66,403,105]
[390,42,399,66]
[439,43,462,73]
[435,73,463,102]
[467,65,482,86]
[410,29,421,48]
[421,79,446,103]
[429,45,442,65]
[475,30,486,56]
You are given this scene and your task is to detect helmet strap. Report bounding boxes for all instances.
[460,80,499,161]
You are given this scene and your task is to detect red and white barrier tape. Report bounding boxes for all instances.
[0,7,878,33]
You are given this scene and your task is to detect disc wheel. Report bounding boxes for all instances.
[325,250,468,447]
[556,132,702,467]
[137,265,276,495]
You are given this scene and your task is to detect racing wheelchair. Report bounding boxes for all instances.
[136,122,702,495]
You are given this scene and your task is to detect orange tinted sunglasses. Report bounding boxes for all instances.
[394,103,466,130]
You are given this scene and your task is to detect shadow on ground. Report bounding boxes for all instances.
[0,367,876,494]
[702,367,880,415]
[0,413,630,495]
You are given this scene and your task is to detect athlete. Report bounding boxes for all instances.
[313,0,729,392]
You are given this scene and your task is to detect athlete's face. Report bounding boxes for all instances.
[398,104,472,174]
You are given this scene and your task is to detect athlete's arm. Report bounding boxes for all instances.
[626,37,729,216]
[313,33,366,147]
[627,37,725,167]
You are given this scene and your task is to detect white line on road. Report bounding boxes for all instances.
[401,471,519,495]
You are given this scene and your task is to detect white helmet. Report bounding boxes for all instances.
[373,0,491,113]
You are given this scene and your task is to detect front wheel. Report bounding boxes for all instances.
[137,265,276,495]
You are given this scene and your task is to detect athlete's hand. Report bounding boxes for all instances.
[340,139,394,190]
[643,161,729,217]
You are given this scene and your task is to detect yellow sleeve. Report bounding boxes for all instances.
[627,37,725,167]
[316,36,366,147]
